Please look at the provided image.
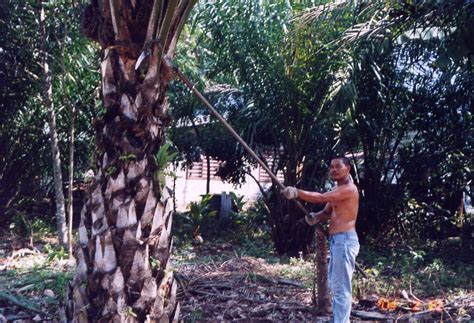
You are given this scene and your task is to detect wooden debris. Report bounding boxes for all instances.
[9,248,40,260]
[175,249,474,322]
[277,277,305,288]
[352,310,395,320]
[176,257,318,321]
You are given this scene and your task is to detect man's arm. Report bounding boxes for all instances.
[314,203,332,220]
[305,203,331,225]
[297,185,356,204]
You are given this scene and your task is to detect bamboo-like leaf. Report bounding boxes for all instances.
[371,63,382,82]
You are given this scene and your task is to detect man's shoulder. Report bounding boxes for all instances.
[349,183,359,194]
[336,182,358,191]
[336,183,359,197]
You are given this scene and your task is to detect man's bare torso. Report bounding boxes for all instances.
[328,183,359,234]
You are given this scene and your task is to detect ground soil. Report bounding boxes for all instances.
[0,235,472,322]
[174,242,473,322]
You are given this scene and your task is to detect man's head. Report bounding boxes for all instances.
[329,156,351,181]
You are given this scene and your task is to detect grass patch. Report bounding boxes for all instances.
[275,255,314,287]
[234,231,279,262]
[355,242,474,298]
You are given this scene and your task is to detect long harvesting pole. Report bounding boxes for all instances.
[162,55,368,279]
[163,56,313,215]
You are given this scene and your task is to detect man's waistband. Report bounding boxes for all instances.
[329,231,358,239]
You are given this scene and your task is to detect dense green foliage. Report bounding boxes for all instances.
[0,1,472,319]
[1,1,49,228]
[0,1,99,233]
[0,0,472,255]
[170,0,352,254]
[169,0,473,253]
[325,0,474,240]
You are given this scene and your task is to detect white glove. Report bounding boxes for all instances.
[305,212,318,226]
[281,186,298,199]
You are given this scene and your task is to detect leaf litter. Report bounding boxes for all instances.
[0,237,472,322]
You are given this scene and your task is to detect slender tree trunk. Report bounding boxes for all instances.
[172,164,177,214]
[315,231,331,313]
[67,104,76,256]
[67,1,196,321]
[206,154,211,194]
[59,18,76,258]
[38,0,68,248]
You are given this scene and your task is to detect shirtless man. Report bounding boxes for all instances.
[281,156,360,323]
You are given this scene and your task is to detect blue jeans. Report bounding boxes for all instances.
[329,232,360,323]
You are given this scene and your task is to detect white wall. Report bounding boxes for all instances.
[170,164,272,212]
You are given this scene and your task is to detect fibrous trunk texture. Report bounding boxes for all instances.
[67,1,195,321]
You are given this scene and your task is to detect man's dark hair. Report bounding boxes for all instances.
[331,156,351,167]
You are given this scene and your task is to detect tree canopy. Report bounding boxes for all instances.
[0,0,472,255]
[168,0,473,251]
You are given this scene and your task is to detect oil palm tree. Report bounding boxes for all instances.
[67,0,196,321]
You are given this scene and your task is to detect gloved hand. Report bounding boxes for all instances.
[305,212,318,226]
[281,186,298,199]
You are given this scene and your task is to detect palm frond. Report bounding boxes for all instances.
[291,0,349,27]
[295,0,468,55]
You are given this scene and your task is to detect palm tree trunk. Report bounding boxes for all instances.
[38,0,68,248]
[67,1,195,321]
